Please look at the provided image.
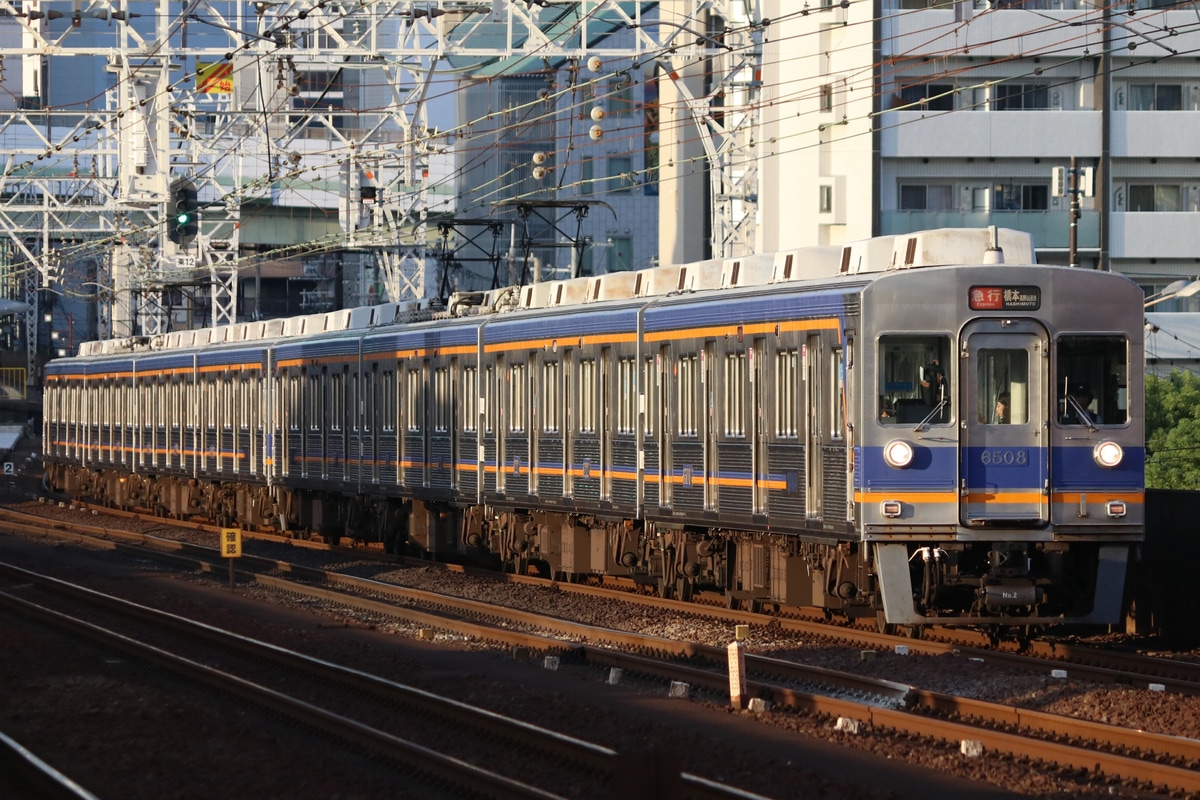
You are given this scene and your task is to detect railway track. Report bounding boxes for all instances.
[12,501,1200,694]
[4,502,1200,796]
[0,561,761,800]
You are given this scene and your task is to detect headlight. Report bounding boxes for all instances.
[1093,440,1124,469]
[883,439,915,469]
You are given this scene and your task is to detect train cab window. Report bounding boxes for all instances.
[1056,335,1128,425]
[879,335,952,424]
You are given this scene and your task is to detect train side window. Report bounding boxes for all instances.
[1056,335,1128,425]
[879,335,951,424]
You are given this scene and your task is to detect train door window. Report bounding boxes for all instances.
[286,376,299,431]
[543,360,560,433]
[330,371,343,432]
[433,366,449,432]
[306,373,319,430]
[617,357,636,435]
[724,352,746,438]
[579,359,597,434]
[1055,335,1127,425]
[775,349,800,438]
[677,353,699,437]
[381,370,396,432]
[405,369,420,432]
[830,347,845,440]
[484,365,496,434]
[509,362,526,433]
[462,366,477,433]
[976,349,1029,424]
[642,356,655,438]
[359,367,370,432]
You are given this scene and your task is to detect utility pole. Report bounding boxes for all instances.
[1052,158,1094,268]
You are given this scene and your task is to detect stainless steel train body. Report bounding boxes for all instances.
[43,228,1145,627]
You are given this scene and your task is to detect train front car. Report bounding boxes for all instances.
[860,229,1144,627]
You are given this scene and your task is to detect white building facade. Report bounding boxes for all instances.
[760,0,1200,308]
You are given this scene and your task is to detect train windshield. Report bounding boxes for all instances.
[1055,335,1128,426]
[976,348,1029,425]
[879,335,952,424]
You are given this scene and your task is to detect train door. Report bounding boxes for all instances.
[600,346,612,501]
[563,349,574,497]
[960,319,1049,526]
[658,347,670,507]
[495,354,506,495]
[752,338,768,515]
[805,335,822,519]
[704,342,717,510]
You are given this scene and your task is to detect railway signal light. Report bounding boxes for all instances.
[168,178,199,246]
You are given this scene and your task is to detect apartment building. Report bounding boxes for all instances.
[761,0,1200,309]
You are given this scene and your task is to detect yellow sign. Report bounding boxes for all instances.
[197,61,234,94]
[220,528,242,558]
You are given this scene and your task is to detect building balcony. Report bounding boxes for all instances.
[1111,212,1200,260]
[1112,111,1200,158]
[880,111,1101,159]
[881,210,1099,251]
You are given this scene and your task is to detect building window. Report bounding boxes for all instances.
[898,81,954,111]
[820,84,833,113]
[819,185,833,213]
[606,156,633,194]
[993,83,1049,110]
[993,183,1050,211]
[1129,184,1182,212]
[580,157,593,195]
[607,236,633,272]
[607,79,635,115]
[899,184,954,211]
[1129,83,1183,110]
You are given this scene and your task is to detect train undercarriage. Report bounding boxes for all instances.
[44,463,1124,626]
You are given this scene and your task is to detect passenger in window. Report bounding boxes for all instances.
[994,392,1011,424]
[879,396,895,421]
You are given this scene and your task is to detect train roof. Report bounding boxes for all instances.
[70,227,1034,359]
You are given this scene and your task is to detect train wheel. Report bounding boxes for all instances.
[875,611,896,637]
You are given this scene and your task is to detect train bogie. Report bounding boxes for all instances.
[42,227,1144,628]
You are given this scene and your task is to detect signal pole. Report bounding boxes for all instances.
[1051,157,1094,268]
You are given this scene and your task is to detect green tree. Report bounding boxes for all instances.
[1145,370,1200,489]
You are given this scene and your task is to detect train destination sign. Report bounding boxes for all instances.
[968,285,1041,311]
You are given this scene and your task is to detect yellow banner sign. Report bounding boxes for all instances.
[197,61,234,94]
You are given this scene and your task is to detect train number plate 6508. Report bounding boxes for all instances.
[978,449,1029,466]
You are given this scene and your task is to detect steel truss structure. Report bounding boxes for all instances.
[0,0,762,384]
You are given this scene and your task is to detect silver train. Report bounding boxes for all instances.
[43,227,1145,628]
